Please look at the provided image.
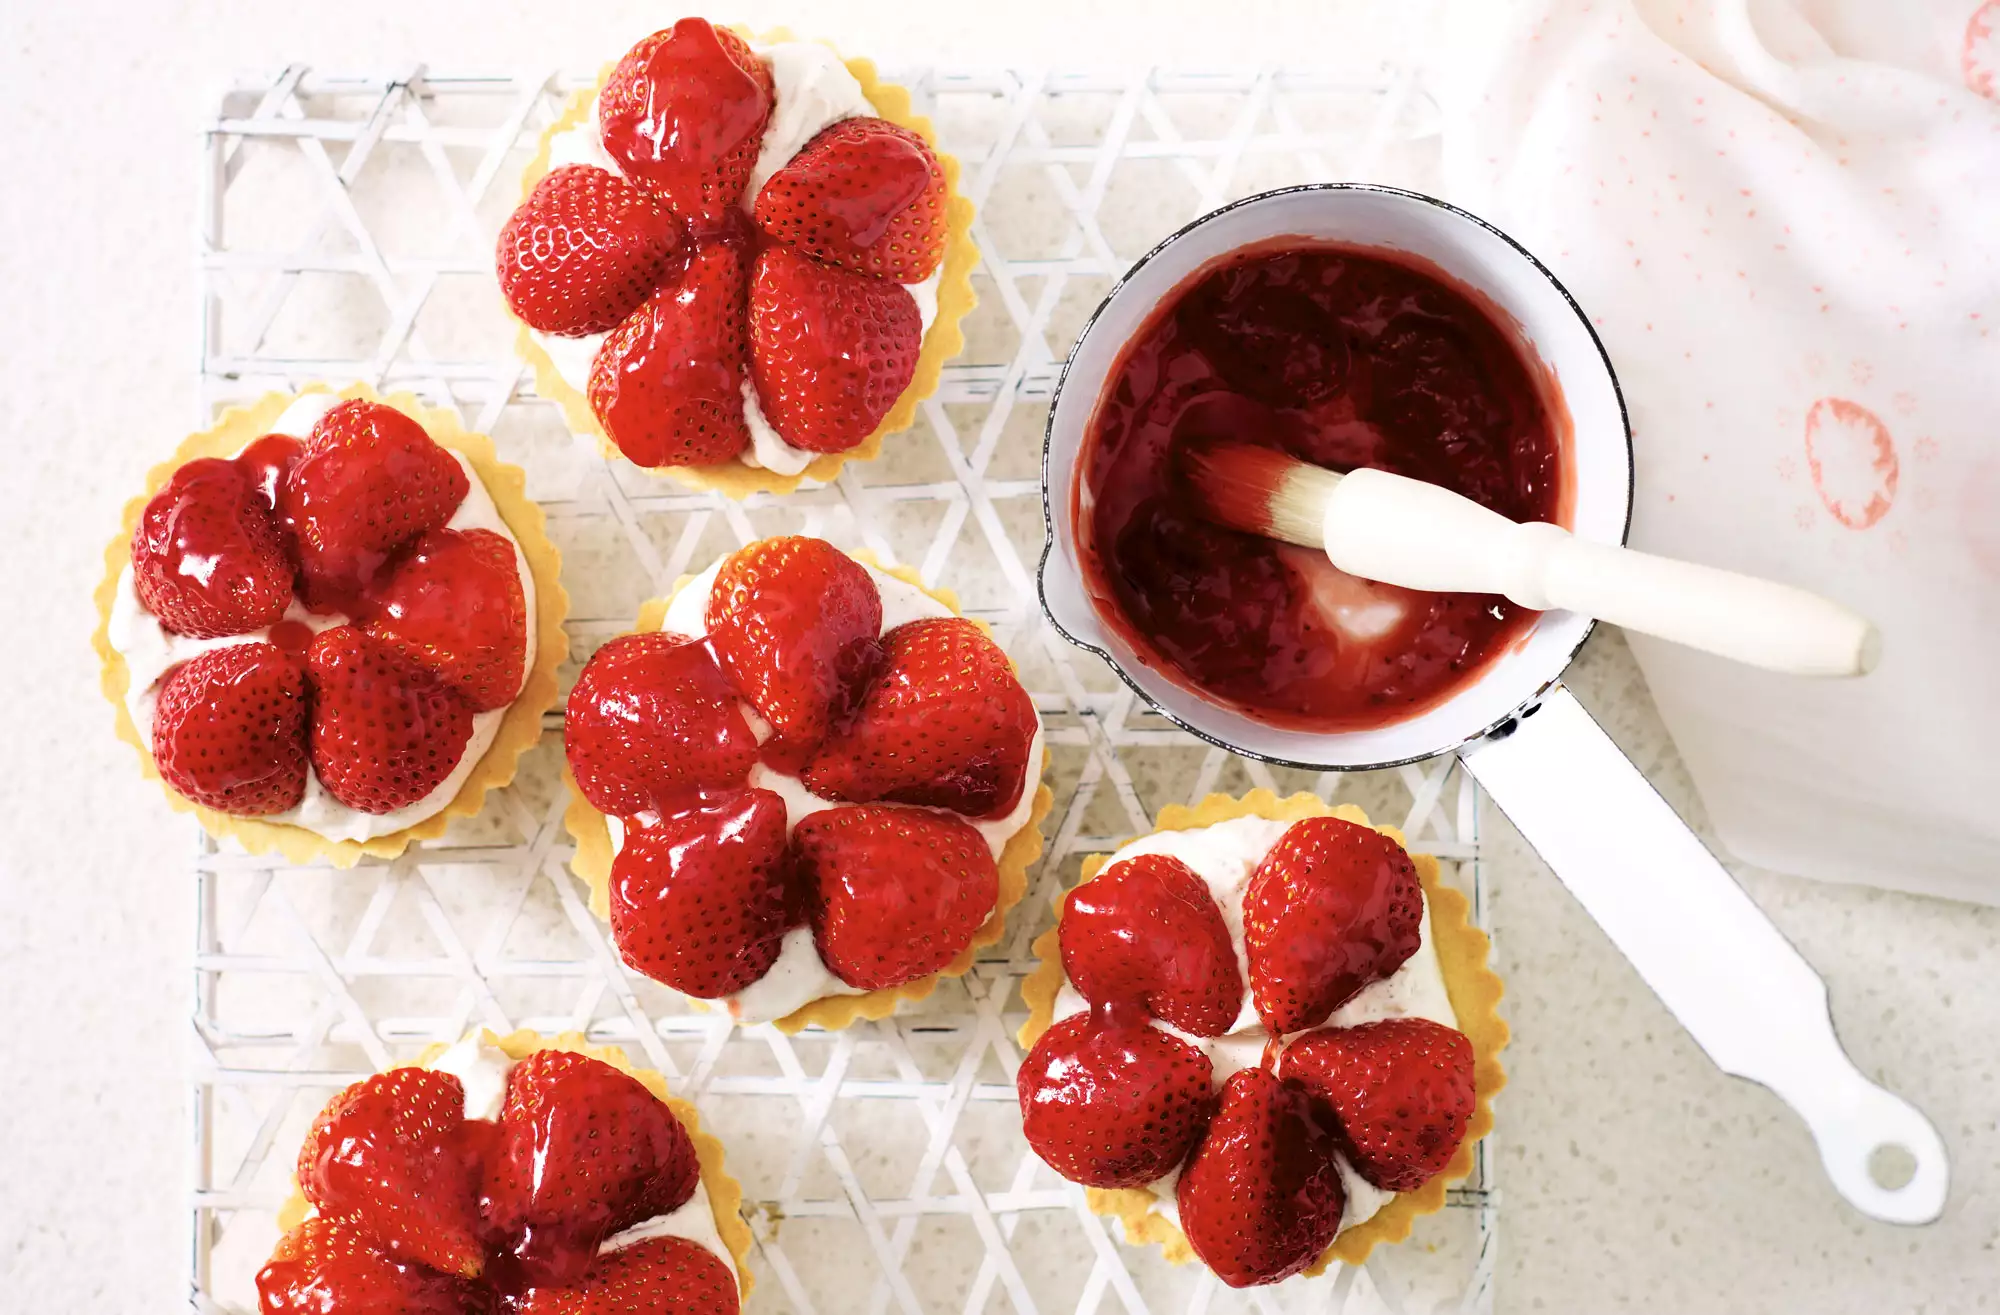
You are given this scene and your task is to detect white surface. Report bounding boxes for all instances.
[3,4,1999,1315]
[1435,0,2000,902]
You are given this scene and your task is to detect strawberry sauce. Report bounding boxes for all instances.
[1079,242,1567,732]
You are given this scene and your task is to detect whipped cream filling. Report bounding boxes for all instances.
[604,556,1045,1025]
[534,40,943,475]
[1047,814,1459,1240]
[429,1037,737,1278]
[107,394,538,843]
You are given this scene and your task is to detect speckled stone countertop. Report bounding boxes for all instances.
[0,2,1993,1311]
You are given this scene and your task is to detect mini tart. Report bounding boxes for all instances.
[275,1028,755,1298]
[91,383,570,869]
[1018,789,1508,1274]
[566,550,1051,1033]
[514,25,979,497]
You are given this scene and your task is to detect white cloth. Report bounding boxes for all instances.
[1434,0,2000,902]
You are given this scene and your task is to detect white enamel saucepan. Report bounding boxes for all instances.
[1038,184,1947,1225]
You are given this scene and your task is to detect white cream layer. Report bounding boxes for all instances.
[429,1037,736,1279]
[604,555,1045,1026]
[1047,814,1459,1239]
[535,40,943,476]
[107,394,538,843]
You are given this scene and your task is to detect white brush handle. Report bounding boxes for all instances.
[1321,467,1880,677]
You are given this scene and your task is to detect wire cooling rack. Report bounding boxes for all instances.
[190,61,1495,1315]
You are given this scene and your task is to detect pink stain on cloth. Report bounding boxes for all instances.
[1434,0,2000,903]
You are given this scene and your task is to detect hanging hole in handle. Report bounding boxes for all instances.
[1868,1142,1918,1192]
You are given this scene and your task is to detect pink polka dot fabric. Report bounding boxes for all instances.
[1434,0,2000,902]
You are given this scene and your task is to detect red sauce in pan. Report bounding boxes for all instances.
[1078,241,1568,732]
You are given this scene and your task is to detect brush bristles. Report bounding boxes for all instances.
[1180,440,1342,549]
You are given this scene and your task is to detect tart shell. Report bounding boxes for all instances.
[512,27,980,498]
[564,551,1052,1034]
[92,383,570,870]
[1017,789,1509,1275]
[274,1028,756,1298]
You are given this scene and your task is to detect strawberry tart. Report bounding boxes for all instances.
[565,535,1050,1031]
[259,1029,752,1312]
[93,386,568,867]
[500,18,977,496]
[1017,791,1507,1286]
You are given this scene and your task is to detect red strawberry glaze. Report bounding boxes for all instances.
[1078,241,1569,732]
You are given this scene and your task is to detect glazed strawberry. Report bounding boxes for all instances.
[483,1050,700,1286]
[804,616,1035,818]
[151,643,310,815]
[588,238,752,468]
[747,245,922,453]
[793,805,998,989]
[236,432,302,514]
[498,164,682,336]
[518,1235,738,1315]
[297,1067,487,1278]
[703,536,883,748]
[753,117,949,282]
[362,528,528,712]
[1243,816,1423,1033]
[307,627,476,814]
[286,400,469,604]
[130,457,292,637]
[1176,1067,1345,1288]
[611,789,792,997]
[1059,853,1242,1036]
[255,1217,488,1315]
[1017,1009,1215,1188]
[564,631,758,816]
[598,18,775,230]
[1282,1018,1475,1192]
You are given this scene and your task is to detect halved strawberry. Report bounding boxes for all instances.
[803,617,1035,819]
[1281,1018,1475,1192]
[130,457,293,638]
[1017,1008,1215,1188]
[286,400,469,606]
[483,1050,700,1288]
[598,18,774,231]
[564,631,758,817]
[151,643,310,815]
[306,627,475,814]
[518,1235,739,1315]
[236,432,302,514]
[588,237,752,468]
[297,1067,487,1278]
[753,117,949,283]
[747,245,922,453]
[611,788,793,997]
[1176,1067,1345,1288]
[1059,853,1242,1037]
[498,164,681,336]
[1243,816,1423,1033]
[793,805,998,989]
[703,536,883,749]
[255,1217,487,1315]
[362,528,528,712]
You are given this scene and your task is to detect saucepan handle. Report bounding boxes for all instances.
[1458,683,1948,1224]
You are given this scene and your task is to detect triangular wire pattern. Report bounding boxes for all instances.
[191,65,1496,1315]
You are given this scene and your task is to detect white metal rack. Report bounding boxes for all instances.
[191,63,1494,1315]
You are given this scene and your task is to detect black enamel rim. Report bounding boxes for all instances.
[1034,182,1637,774]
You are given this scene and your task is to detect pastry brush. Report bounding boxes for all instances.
[1180,440,1880,677]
